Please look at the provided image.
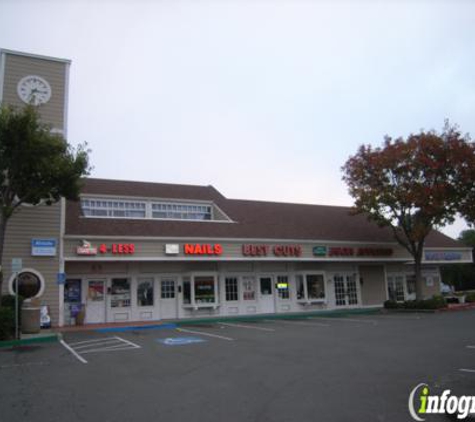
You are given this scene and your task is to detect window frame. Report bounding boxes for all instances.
[161,279,176,299]
[276,275,290,300]
[81,198,146,219]
[241,275,257,302]
[295,272,327,304]
[8,268,45,299]
[386,273,407,302]
[182,273,219,309]
[224,276,239,302]
[80,196,223,222]
[136,277,154,307]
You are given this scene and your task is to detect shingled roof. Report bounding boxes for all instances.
[65,178,460,248]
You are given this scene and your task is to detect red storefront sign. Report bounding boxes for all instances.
[76,241,136,256]
[184,244,223,255]
[99,243,135,255]
[242,244,302,257]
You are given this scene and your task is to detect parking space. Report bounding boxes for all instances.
[1,310,475,421]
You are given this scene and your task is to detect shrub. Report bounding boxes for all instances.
[426,295,447,309]
[384,296,447,310]
[465,293,475,303]
[1,294,24,309]
[0,307,15,341]
[384,300,400,309]
[403,300,422,309]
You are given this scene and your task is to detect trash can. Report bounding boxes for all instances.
[21,299,41,334]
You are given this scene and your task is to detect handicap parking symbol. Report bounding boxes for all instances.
[158,337,206,346]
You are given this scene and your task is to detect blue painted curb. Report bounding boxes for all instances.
[95,323,177,333]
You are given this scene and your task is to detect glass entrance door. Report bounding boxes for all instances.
[259,276,275,314]
[334,274,359,307]
[387,275,405,302]
[159,277,178,320]
[85,280,105,323]
[135,277,156,321]
[107,278,131,322]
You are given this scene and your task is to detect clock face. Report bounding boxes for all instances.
[17,75,52,106]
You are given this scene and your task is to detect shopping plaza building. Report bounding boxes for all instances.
[1,49,472,327]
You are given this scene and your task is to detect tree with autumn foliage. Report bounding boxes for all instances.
[342,122,475,300]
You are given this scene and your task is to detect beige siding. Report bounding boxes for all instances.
[1,203,61,325]
[359,265,386,305]
[2,53,67,132]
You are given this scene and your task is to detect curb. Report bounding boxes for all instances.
[175,307,382,326]
[55,307,383,333]
[0,333,60,348]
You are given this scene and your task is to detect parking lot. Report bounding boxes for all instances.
[1,310,475,422]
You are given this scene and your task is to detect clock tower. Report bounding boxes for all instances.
[0,49,71,136]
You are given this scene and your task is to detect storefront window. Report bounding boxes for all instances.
[260,277,272,295]
[183,278,191,304]
[64,279,81,303]
[111,278,131,308]
[242,276,256,301]
[307,275,325,299]
[137,279,154,307]
[195,276,215,304]
[11,271,44,299]
[277,275,290,300]
[296,275,305,300]
[296,273,326,301]
[182,275,218,307]
[88,280,104,301]
[225,277,239,301]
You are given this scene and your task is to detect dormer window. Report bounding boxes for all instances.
[151,202,212,220]
[81,199,146,218]
[80,197,228,222]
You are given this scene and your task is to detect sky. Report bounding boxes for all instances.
[1,0,474,239]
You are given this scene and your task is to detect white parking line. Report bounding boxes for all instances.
[308,317,378,325]
[265,319,329,327]
[466,346,475,349]
[80,346,140,355]
[61,336,141,363]
[219,322,275,332]
[177,327,234,341]
[73,339,121,350]
[459,369,475,373]
[114,336,141,349]
[68,338,121,347]
[59,339,88,364]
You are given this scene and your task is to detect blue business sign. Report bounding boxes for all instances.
[157,337,206,346]
[31,239,57,256]
[425,251,463,261]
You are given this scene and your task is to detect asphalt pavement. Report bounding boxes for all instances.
[1,310,475,422]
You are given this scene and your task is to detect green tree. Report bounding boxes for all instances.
[458,229,475,249]
[0,105,90,303]
[342,123,475,300]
